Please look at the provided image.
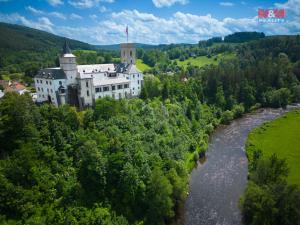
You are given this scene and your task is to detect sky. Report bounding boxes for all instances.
[0,0,299,45]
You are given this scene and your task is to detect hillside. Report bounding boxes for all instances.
[0,22,94,52]
[0,23,121,79]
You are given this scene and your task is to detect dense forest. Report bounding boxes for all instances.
[0,24,300,224]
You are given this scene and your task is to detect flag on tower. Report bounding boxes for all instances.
[125,25,128,43]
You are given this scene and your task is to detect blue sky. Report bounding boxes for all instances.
[0,0,299,45]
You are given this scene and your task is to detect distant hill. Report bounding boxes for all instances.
[0,22,159,52]
[224,32,265,43]
[0,22,95,52]
[95,43,157,50]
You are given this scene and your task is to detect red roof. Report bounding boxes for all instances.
[4,81,26,93]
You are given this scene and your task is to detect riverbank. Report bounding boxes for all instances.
[246,109,300,187]
[183,106,300,225]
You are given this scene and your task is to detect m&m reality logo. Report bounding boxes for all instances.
[258,9,286,23]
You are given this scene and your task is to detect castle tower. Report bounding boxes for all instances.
[121,43,136,65]
[59,40,77,85]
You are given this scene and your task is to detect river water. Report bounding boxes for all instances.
[184,106,299,225]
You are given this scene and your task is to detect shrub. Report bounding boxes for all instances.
[221,110,234,124]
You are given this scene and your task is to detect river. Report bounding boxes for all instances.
[184,106,299,225]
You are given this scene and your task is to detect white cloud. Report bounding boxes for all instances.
[275,0,300,17]
[220,2,235,7]
[99,6,108,13]
[0,13,54,32]
[70,13,82,19]
[89,14,98,20]
[1,7,299,45]
[68,0,113,9]
[26,6,66,19]
[50,12,66,19]
[47,0,64,6]
[152,0,188,8]
[26,6,44,14]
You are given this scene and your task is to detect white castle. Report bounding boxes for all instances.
[34,41,143,108]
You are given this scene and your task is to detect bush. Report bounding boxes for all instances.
[265,88,291,108]
[232,104,245,118]
[221,110,234,124]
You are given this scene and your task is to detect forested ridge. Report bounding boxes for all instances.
[1,27,300,224]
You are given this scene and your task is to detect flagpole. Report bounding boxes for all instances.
[127,26,128,43]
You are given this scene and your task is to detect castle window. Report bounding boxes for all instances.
[59,81,62,85]
[133,75,135,78]
[117,85,123,90]
[138,80,140,84]
[40,80,43,83]
[87,90,90,96]
[41,88,44,92]
[130,50,132,56]
[103,86,109,92]
[37,80,39,83]
[47,88,49,93]
[124,84,129,88]
[38,87,40,91]
[86,81,89,88]
[50,81,52,85]
[138,74,139,77]
[95,87,101,93]
[46,81,48,85]
[112,85,115,91]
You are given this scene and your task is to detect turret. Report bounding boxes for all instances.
[59,40,77,85]
[120,43,136,65]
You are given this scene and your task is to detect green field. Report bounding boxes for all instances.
[175,53,235,68]
[136,59,151,72]
[246,110,300,186]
